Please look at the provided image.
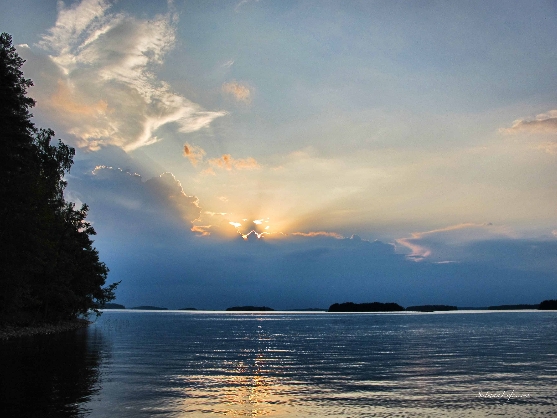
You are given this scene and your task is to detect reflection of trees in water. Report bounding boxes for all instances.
[0,327,106,417]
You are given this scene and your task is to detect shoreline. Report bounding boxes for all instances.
[0,318,91,340]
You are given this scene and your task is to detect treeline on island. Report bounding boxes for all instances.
[0,33,118,326]
[327,302,457,312]
[326,300,557,312]
[487,304,539,310]
[100,300,557,312]
[539,300,557,310]
[329,302,404,312]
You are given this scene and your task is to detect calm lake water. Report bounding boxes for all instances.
[1,310,556,417]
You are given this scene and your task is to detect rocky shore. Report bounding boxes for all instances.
[0,318,91,340]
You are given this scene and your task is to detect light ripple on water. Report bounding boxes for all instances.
[1,311,557,417]
[87,311,557,417]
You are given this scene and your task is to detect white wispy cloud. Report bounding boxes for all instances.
[503,110,557,134]
[235,0,259,12]
[39,0,113,63]
[291,231,344,239]
[395,223,508,262]
[501,110,557,154]
[37,0,226,151]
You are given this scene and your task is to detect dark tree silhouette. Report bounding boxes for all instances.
[328,302,404,312]
[538,300,557,310]
[0,33,118,325]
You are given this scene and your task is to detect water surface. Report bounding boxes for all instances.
[1,311,556,417]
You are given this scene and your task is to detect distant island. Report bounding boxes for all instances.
[100,303,126,309]
[97,300,557,313]
[226,306,275,311]
[290,308,327,311]
[457,307,489,310]
[406,305,457,312]
[488,304,539,310]
[328,302,404,312]
[539,300,557,310]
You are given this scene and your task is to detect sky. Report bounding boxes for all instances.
[2,0,557,309]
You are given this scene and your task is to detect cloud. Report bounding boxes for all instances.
[291,231,344,239]
[66,157,557,309]
[222,81,251,103]
[146,172,201,223]
[536,142,557,155]
[501,110,557,154]
[201,167,217,176]
[503,110,557,134]
[462,239,557,274]
[105,227,557,310]
[38,0,112,57]
[191,225,211,237]
[235,0,259,12]
[208,154,260,171]
[190,215,351,242]
[190,212,239,238]
[183,143,206,167]
[34,0,225,151]
[50,79,109,116]
[182,143,259,172]
[223,218,273,241]
[84,166,201,234]
[395,223,509,262]
[395,237,432,261]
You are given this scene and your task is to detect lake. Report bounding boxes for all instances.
[1,310,556,417]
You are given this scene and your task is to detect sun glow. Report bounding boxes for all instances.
[241,230,270,240]
[227,218,285,240]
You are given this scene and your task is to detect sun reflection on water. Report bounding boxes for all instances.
[80,312,557,418]
[172,321,297,417]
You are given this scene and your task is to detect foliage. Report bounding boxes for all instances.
[328,302,404,312]
[0,33,118,324]
[538,300,557,310]
[100,303,126,309]
[488,304,539,310]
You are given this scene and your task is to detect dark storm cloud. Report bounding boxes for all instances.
[64,157,557,311]
[67,157,201,242]
[91,222,557,310]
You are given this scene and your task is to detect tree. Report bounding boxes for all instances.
[0,32,40,321]
[538,300,557,310]
[0,33,118,324]
[328,302,405,312]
